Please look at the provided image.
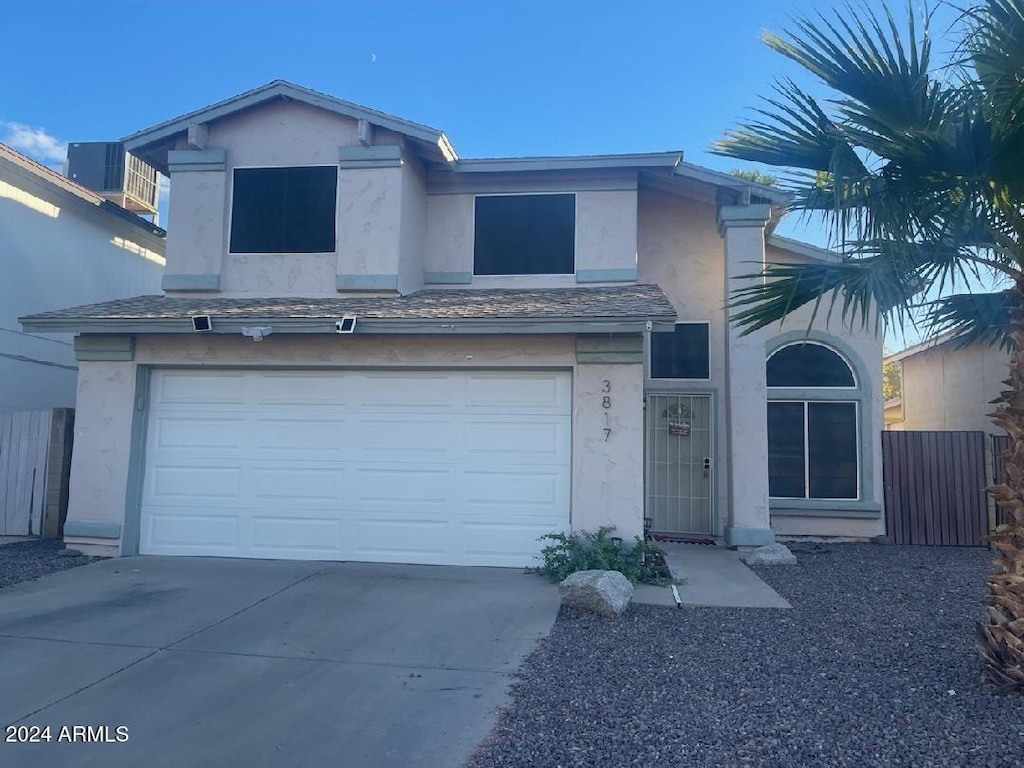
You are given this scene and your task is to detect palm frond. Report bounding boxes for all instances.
[923,290,1016,349]
[728,255,922,335]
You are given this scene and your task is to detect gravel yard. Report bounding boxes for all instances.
[0,539,100,588]
[470,544,1024,768]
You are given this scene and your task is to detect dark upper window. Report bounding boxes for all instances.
[768,401,859,499]
[767,343,855,387]
[650,323,710,379]
[474,194,575,275]
[229,166,337,254]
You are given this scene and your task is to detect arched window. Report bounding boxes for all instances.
[766,342,859,501]
[767,343,855,387]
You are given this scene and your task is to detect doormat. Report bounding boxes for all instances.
[653,535,716,546]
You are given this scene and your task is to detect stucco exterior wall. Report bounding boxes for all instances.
[635,188,884,539]
[207,99,361,166]
[423,188,638,285]
[637,189,729,534]
[762,244,885,538]
[65,334,646,554]
[398,158,426,295]
[0,166,164,408]
[335,165,403,285]
[65,360,136,550]
[572,359,645,537]
[424,193,473,279]
[164,170,226,282]
[574,190,638,275]
[167,101,414,297]
[899,342,1008,433]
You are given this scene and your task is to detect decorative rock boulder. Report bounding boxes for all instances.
[559,570,634,617]
[743,543,797,566]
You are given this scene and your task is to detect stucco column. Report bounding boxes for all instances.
[719,205,775,547]
[163,150,228,292]
[63,359,138,556]
[571,336,646,538]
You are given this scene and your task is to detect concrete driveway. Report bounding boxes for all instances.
[0,557,559,768]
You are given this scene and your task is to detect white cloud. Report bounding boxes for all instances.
[1,121,68,165]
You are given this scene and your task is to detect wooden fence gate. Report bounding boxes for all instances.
[882,431,990,546]
[0,409,74,537]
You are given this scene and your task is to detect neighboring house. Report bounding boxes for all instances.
[21,81,884,564]
[0,143,165,409]
[885,333,1008,434]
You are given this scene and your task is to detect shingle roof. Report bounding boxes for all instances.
[22,284,675,323]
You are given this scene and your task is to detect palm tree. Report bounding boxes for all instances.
[713,0,1024,692]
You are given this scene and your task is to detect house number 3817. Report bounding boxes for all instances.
[602,380,612,441]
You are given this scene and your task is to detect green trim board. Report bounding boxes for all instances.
[724,526,776,547]
[576,268,637,283]
[63,520,122,539]
[765,330,879,509]
[167,149,227,173]
[424,271,472,285]
[24,317,677,337]
[120,366,151,557]
[576,334,643,364]
[717,204,772,234]
[770,500,882,518]
[336,274,399,291]
[74,335,134,361]
[162,273,221,292]
[338,145,403,168]
[427,174,638,195]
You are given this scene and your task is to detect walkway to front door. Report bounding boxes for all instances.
[646,393,714,537]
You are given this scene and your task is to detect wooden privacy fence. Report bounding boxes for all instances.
[882,430,990,546]
[0,409,74,538]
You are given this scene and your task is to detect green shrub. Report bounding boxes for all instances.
[535,526,673,585]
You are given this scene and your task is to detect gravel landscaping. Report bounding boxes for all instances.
[470,544,1024,768]
[0,539,101,588]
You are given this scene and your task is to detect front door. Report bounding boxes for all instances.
[645,393,714,536]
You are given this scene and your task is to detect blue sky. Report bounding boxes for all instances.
[1,0,966,350]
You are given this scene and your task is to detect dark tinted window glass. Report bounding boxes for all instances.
[767,402,807,498]
[230,166,337,253]
[808,402,858,498]
[767,344,855,387]
[474,194,575,274]
[651,324,710,379]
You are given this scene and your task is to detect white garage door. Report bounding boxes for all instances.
[139,369,571,566]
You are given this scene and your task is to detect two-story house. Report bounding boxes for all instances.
[21,81,884,564]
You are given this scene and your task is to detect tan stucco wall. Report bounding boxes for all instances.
[65,360,137,554]
[899,342,1008,433]
[64,334,646,555]
[165,100,416,298]
[637,190,729,536]
[164,170,226,281]
[335,164,403,283]
[424,193,473,277]
[423,188,638,284]
[636,189,884,539]
[398,159,426,295]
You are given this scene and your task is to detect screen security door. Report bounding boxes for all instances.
[645,394,714,536]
